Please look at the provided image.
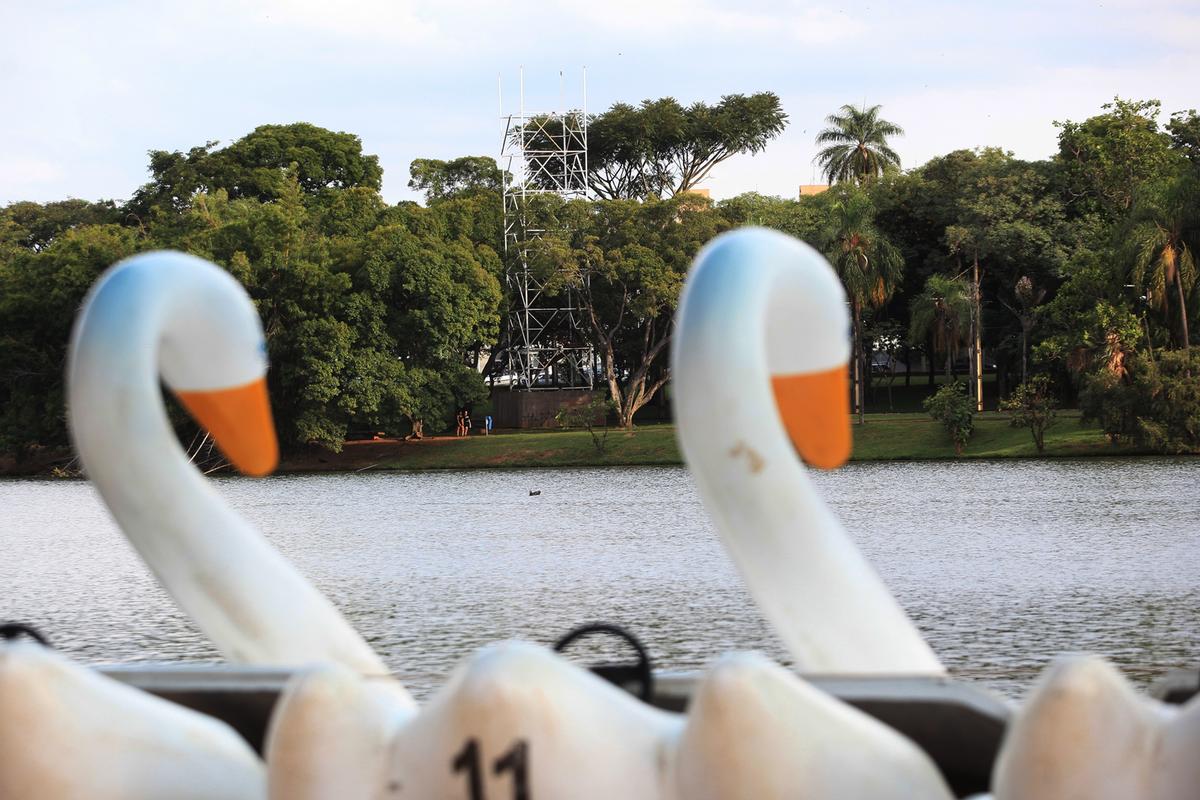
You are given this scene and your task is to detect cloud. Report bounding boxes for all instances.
[562,0,862,46]
[253,0,445,43]
[786,7,865,45]
[1,0,1196,205]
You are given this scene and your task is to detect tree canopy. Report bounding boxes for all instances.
[524,194,730,429]
[5,93,1200,462]
[1,127,498,459]
[815,104,904,185]
[821,187,902,421]
[127,123,382,216]
[519,93,787,200]
[408,156,505,203]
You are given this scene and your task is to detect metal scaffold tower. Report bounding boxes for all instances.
[498,69,595,390]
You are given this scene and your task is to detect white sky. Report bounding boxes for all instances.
[1,0,1196,206]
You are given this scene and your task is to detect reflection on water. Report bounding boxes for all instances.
[2,459,1198,700]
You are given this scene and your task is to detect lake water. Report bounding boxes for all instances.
[2,459,1198,701]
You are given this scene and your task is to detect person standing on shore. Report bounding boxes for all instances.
[463,410,472,436]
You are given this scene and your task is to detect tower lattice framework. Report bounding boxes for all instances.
[498,71,595,390]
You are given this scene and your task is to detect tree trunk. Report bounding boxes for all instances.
[973,257,983,412]
[1020,326,1028,385]
[968,314,978,405]
[618,372,671,434]
[623,373,644,433]
[927,334,936,387]
[852,302,865,424]
[606,366,633,434]
[1176,269,1191,377]
[858,346,866,424]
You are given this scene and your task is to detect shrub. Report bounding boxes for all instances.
[555,396,616,455]
[1080,349,1200,452]
[1000,375,1058,453]
[1078,369,1138,444]
[923,381,974,455]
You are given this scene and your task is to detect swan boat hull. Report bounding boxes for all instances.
[91,662,1198,797]
[90,664,1021,796]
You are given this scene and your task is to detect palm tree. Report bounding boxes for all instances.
[822,188,904,423]
[1000,275,1047,385]
[909,274,972,381]
[1127,175,1198,356]
[815,104,904,186]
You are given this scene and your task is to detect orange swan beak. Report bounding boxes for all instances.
[176,377,279,477]
[771,364,851,470]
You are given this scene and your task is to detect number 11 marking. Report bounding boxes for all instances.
[452,738,530,800]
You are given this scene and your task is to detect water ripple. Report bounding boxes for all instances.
[2,458,1198,700]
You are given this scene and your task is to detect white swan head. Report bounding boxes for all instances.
[69,250,277,478]
[674,226,851,472]
[672,227,942,675]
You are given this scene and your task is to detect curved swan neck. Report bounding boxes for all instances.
[67,253,401,686]
[673,229,944,675]
[69,261,206,530]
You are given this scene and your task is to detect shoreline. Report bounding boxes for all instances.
[1,412,1164,478]
[257,412,1163,473]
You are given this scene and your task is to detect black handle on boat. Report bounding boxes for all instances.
[553,622,654,703]
[0,622,50,646]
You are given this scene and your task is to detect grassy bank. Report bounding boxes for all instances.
[285,412,1146,474]
[847,411,1145,460]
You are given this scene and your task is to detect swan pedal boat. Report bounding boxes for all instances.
[12,235,1198,798]
[56,660,1193,798]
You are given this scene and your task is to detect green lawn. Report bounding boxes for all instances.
[374,413,1142,472]
[848,411,1144,460]
[379,424,682,471]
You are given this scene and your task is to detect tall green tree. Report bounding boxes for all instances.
[815,104,904,186]
[529,195,730,430]
[1126,173,1199,354]
[1003,275,1047,384]
[874,148,1068,393]
[1168,109,1200,166]
[909,273,972,380]
[1054,98,1180,221]
[164,174,501,448]
[0,224,139,458]
[126,123,383,216]
[821,187,903,422]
